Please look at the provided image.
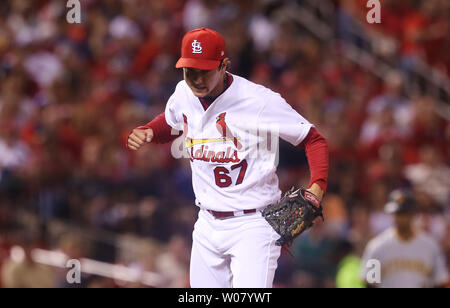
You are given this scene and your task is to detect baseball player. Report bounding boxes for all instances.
[360,189,449,288]
[127,28,329,288]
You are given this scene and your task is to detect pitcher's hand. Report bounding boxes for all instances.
[127,128,153,150]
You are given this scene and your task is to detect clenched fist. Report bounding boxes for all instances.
[127,128,153,150]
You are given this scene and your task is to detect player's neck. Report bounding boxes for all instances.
[395,227,416,242]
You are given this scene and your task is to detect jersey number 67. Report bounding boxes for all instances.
[213,159,248,188]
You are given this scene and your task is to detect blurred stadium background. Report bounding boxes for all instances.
[0,0,449,288]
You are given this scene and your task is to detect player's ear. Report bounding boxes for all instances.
[219,58,230,72]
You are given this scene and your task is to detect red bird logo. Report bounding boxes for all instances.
[183,114,192,147]
[215,112,242,150]
[183,114,188,134]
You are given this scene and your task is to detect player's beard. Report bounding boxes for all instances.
[395,224,415,241]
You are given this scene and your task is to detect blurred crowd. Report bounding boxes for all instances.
[340,0,450,74]
[0,0,449,288]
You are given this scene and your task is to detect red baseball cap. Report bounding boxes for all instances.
[175,28,226,70]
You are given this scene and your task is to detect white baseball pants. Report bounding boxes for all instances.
[190,209,281,288]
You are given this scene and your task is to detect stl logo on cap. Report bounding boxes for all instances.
[192,40,202,54]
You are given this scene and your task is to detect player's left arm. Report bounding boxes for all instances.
[257,93,329,201]
[298,127,329,201]
[431,240,449,288]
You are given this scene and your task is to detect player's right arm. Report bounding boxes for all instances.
[127,127,154,150]
[126,112,182,150]
[127,82,186,151]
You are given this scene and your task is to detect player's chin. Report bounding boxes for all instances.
[190,86,209,97]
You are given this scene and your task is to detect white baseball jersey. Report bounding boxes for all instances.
[165,73,312,212]
[360,228,449,288]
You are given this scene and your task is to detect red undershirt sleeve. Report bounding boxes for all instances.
[136,112,182,144]
[298,127,329,193]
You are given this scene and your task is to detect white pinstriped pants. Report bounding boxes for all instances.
[190,209,281,288]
